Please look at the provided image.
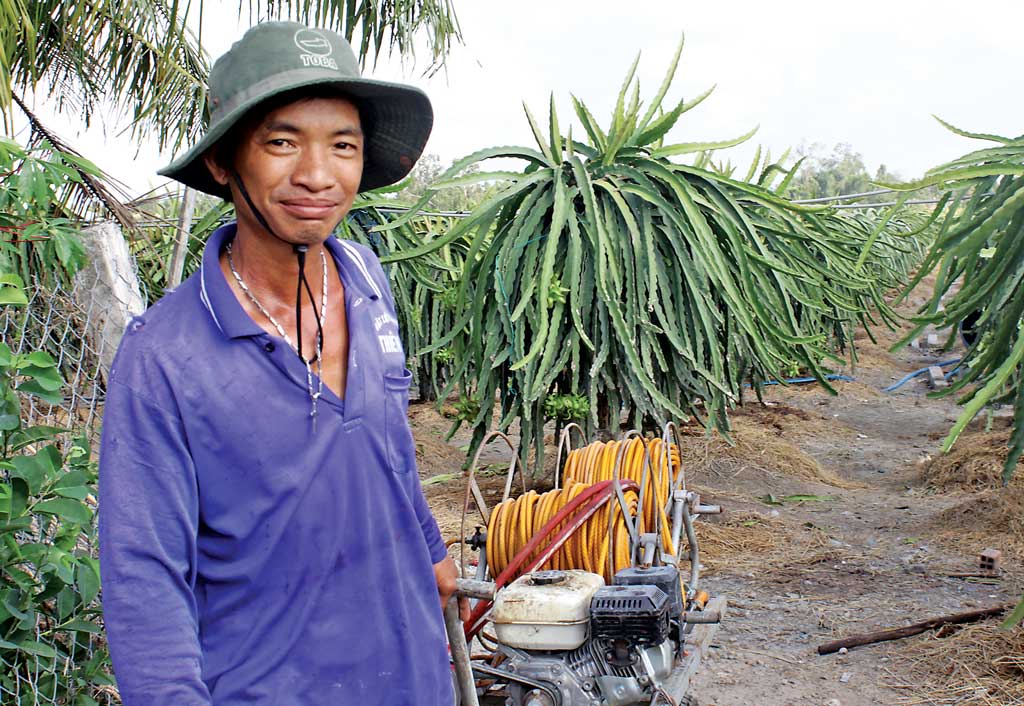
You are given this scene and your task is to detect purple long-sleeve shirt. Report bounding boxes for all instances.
[99,223,452,706]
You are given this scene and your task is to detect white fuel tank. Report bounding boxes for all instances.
[491,570,605,650]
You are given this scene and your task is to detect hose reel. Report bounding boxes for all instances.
[457,423,718,638]
[449,423,725,706]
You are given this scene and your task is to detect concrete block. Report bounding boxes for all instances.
[927,366,948,389]
[980,548,1002,574]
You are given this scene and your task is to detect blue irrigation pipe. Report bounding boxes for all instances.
[882,358,962,393]
[746,374,856,388]
[747,362,963,393]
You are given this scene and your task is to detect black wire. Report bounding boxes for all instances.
[292,246,325,364]
[295,246,306,361]
[232,171,325,364]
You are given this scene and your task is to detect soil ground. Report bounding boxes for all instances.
[410,285,1024,706]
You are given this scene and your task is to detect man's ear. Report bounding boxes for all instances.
[203,149,230,187]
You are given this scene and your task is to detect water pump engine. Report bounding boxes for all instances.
[490,569,687,706]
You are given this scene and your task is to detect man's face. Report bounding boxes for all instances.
[207,95,364,246]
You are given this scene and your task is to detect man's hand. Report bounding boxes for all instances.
[434,555,470,621]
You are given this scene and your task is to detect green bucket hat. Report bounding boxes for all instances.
[159,21,433,196]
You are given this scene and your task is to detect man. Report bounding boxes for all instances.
[99,21,464,706]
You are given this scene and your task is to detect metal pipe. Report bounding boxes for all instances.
[682,611,721,624]
[468,663,562,705]
[792,188,896,204]
[460,430,523,577]
[553,422,587,489]
[455,578,496,601]
[609,430,644,573]
[830,197,951,209]
[680,502,700,593]
[373,206,471,219]
[670,491,685,569]
[662,421,690,512]
[821,190,993,210]
[444,597,480,706]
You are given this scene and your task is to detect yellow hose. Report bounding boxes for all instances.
[562,438,682,556]
[484,438,683,584]
[485,481,641,582]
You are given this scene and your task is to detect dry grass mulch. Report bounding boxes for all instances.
[928,486,1024,561]
[895,623,1024,706]
[695,512,829,572]
[923,429,1021,492]
[918,427,1024,560]
[679,412,861,489]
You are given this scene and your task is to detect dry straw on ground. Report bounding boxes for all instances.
[895,623,1024,706]
[931,488,1024,560]
[919,429,1024,559]
[679,413,861,489]
[923,429,1020,492]
[695,512,828,571]
[829,378,885,399]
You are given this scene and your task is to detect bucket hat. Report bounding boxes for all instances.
[159,21,433,196]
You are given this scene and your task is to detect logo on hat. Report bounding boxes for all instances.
[294,29,338,69]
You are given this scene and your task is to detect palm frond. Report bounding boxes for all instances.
[252,0,463,72]
[3,0,210,152]
[12,93,136,230]
[1,1,462,154]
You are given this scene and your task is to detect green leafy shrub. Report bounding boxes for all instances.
[0,326,113,704]
[543,394,589,423]
[0,137,92,284]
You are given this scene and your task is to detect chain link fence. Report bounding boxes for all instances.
[1,274,113,704]
[2,267,107,444]
[4,222,147,439]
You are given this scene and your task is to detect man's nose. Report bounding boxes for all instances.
[291,147,335,191]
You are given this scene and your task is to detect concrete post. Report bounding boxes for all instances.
[167,186,196,289]
[73,222,146,379]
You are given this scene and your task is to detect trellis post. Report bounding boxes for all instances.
[73,222,146,379]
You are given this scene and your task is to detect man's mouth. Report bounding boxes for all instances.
[279,199,339,219]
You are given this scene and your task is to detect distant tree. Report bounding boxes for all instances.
[874,163,900,185]
[782,144,932,206]
[786,143,874,201]
[873,162,941,202]
[401,153,446,197]
[392,153,493,211]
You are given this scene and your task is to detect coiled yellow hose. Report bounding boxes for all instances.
[486,481,640,582]
[562,437,682,555]
[484,438,683,584]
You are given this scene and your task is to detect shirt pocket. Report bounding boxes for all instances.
[383,368,416,474]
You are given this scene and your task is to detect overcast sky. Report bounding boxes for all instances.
[22,0,1024,198]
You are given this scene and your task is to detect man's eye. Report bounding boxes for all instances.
[268,139,290,147]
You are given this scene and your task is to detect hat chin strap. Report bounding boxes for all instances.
[231,170,324,363]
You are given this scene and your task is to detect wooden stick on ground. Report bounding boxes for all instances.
[817,603,1014,655]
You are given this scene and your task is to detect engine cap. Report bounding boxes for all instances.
[530,570,568,586]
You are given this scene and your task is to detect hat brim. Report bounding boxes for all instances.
[158,74,433,197]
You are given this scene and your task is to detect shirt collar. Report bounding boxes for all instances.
[200,222,382,340]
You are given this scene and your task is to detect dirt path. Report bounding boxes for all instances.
[686,348,1022,706]
[413,299,1024,706]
